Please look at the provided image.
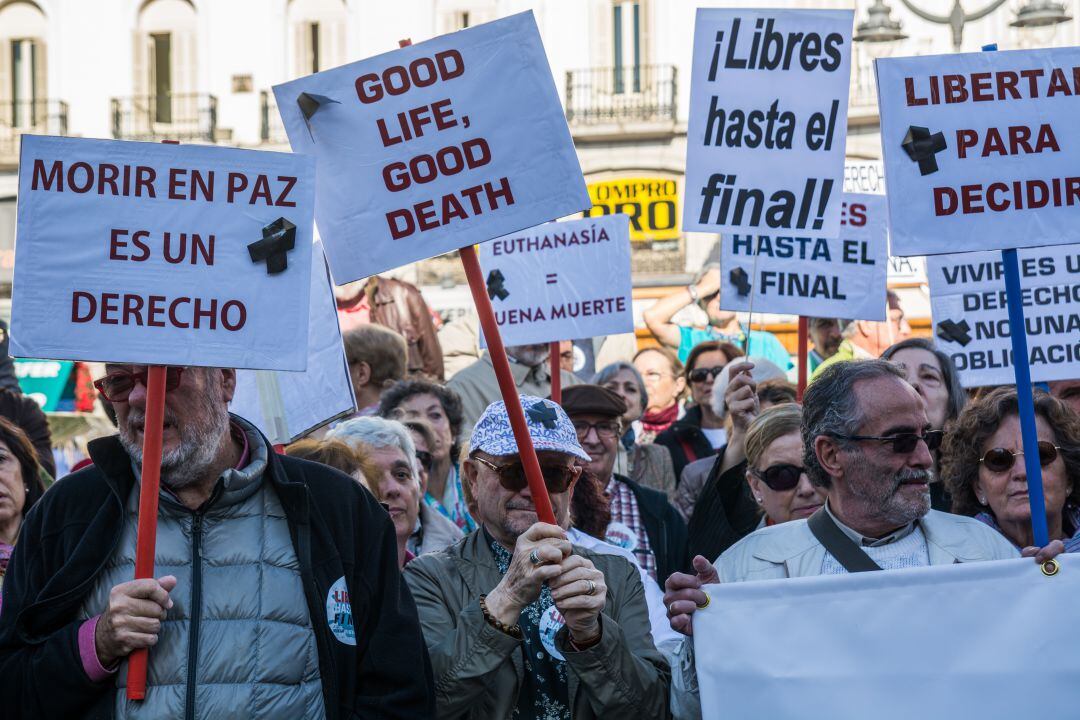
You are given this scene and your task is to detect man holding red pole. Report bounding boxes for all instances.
[0,364,435,719]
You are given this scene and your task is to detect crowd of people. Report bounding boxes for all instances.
[0,271,1075,719]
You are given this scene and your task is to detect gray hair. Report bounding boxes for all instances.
[801,359,906,489]
[592,361,649,410]
[711,358,787,417]
[880,337,967,426]
[327,416,419,487]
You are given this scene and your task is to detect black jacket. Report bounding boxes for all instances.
[654,406,717,484]
[687,453,761,562]
[0,431,435,719]
[613,473,689,583]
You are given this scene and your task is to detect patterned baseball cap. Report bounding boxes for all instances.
[470,395,590,462]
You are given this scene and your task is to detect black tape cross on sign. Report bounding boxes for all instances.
[248,217,297,275]
[729,267,752,297]
[902,126,948,176]
[936,319,972,346]
[487,269,509,301]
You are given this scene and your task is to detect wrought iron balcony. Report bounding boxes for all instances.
[110,93,217,142]
[565,64,677,126]
[0,99,68,164]
[260,90,289,145]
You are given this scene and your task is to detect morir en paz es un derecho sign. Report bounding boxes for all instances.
[928,243,1080,388]
[720,192,888,321]
[274,11,590,284]
[683,8,853,239]
[478,214,633,347]
[877,46,1080,256]
[11,135,315,371]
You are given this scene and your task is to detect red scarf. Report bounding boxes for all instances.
[641,403,679,435]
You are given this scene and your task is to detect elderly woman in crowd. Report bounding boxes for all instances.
[881,337,968,511]
[941,387,1080,553]
[379,379,476,533]
[632,346,686,440]
[329,417,463,567]
[594,361,678,500]
[744,404,825,528]
[0,417,46,601]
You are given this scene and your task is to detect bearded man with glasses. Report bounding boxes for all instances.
[403,395,672,720]
[661,359,1066,720]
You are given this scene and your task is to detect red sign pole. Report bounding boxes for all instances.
[126,365,167,700]
[549,342,562,404]
[797,316,809,402]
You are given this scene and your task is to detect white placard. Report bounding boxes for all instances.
[478,215,633,347]
[683,8,853,238]
[695,556,1080,719]
[927,244,1080,388]
[719,193,887,320]
[274,11,590,284]
[877,46,1080,256]
[888,255,927,284]
[11,136,314,370]
[844,160,885,194]
[231,241,355,443]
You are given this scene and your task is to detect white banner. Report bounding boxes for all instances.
[719,193,887,320]
[11,136,314,370]
[877,46,1080,256]
[478,215,633,347]
[683,8,853,238]
[274,11,589,284]
[695,556,1080,719]
[928,244,1080,387]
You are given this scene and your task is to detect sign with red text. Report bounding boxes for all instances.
[478,214,633,347]
[11,135,315,370]
[928,243,1080,388]
[720,193,888,320]
[684,8,853,238]
[877,47,1080,256]
[274,11,590,284]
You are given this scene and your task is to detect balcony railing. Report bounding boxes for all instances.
[110,93,217,142]
[565,64,677,126]
[260,90,289,145]
[0,99,68,163]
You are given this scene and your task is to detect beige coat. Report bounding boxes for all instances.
[404,531,672,719]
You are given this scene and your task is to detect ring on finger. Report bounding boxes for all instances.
[529,548,542,566]
[585,579,596,596]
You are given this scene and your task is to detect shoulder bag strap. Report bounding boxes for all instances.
[806,508,883,573]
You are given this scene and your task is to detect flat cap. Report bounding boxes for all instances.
[560,384,627,419]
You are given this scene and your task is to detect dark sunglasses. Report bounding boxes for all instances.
[980,442,1062,473]
[93,367,185,403]
[415,450,433,473]
[751,463,805,491]
[688,366,725,384]
[833,429,943,454]
[471,455,576,494]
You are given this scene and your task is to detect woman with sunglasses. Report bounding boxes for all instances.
[745,404,827,528]
[941,387,1080,553]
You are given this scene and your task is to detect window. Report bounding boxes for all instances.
[0,1,48,127]
[288,0,346,79]
[613,1,641,94]
[151,32,172,122]
[136,0,197,125]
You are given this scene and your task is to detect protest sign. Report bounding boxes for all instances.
[478,215,633,347]
[584,177,679,242]
[274,11,590,283]
[928,243,1080,387]
[844,160,885,194]
[877,46,1080,256]
[231,242,354,443]
[11,135,315,371]
[694,556,1079,719]
[719,193,887,320]
[683,8,853,238]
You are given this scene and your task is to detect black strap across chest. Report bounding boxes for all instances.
[807,508,883,573]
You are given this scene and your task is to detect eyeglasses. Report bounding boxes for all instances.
[93,367,185,403]
[415,450,433,473]
[750,463,805,491]
[832,429,944,454]
[980,442,1062,473]
[573,420,621,441]
[471,454,577,494]
[688,366,725,384]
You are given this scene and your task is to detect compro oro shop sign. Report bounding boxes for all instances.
[584,177,679,242]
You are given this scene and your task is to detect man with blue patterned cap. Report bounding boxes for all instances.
[404,395,672,720]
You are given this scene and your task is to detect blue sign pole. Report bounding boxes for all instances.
[983,43,1050,548]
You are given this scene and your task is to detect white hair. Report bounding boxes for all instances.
[328,416,419,487]
[711,358,788,417]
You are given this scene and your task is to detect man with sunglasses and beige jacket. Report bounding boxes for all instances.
[403,395,671,720]
[661,359,1066,720]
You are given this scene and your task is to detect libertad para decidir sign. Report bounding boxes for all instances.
[275,11,589,283]
[877,46,1080,256]
[684,8,853,238]
[478,215,633,347]
[12,135,315,370]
